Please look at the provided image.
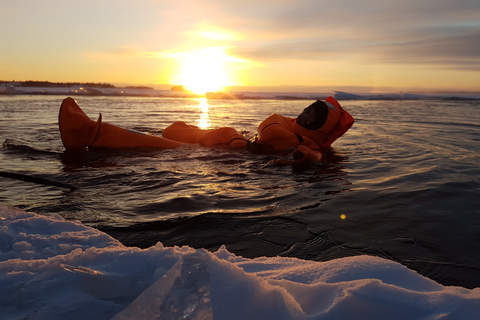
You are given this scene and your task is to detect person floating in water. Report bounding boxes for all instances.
[245,97,354,164]
[58,96,353,163]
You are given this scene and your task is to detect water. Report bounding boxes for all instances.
[1,95,480,288]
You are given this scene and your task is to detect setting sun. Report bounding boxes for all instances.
[171,47,245,95]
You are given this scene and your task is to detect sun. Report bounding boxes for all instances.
[173,47,236,94]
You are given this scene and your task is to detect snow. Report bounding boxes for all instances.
[1,206,479,320]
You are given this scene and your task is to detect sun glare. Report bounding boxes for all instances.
[196,98,211,129]
[173,47,238,94]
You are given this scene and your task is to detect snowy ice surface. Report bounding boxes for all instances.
[1,206,479,320]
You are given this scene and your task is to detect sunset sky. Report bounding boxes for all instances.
[1,0,479,93]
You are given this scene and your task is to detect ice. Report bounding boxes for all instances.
[1,206,479,319]
[113,253,214,320]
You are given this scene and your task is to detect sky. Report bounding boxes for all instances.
[1,0,479,93]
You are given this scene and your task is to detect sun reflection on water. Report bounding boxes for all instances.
[196,98,211,130]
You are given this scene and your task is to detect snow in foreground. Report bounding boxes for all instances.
[1,206,479,320]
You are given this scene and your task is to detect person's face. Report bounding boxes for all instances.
[296,106,316,129]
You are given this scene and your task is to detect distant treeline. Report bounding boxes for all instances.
[0,81,153,90]
[1,80,116,88]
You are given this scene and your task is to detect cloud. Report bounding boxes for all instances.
[373,30,480,67]
[208,0,480,71]
[3,0,479,88]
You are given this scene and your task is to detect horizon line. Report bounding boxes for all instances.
[1,80,480,94]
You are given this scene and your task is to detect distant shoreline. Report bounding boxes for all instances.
[1,81,479,101]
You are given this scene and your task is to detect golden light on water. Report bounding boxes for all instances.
[196,98,211,130]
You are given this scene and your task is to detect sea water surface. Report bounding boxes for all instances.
[1,95,479,288]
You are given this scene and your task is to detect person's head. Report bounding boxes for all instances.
[295,100,330,130]
[292,99,341,147]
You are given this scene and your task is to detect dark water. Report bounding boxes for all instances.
[1,95,480,288]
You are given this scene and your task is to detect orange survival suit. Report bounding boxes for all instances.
[249,96,354,153]
[59,97,182,150]
[162,122,247,148]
